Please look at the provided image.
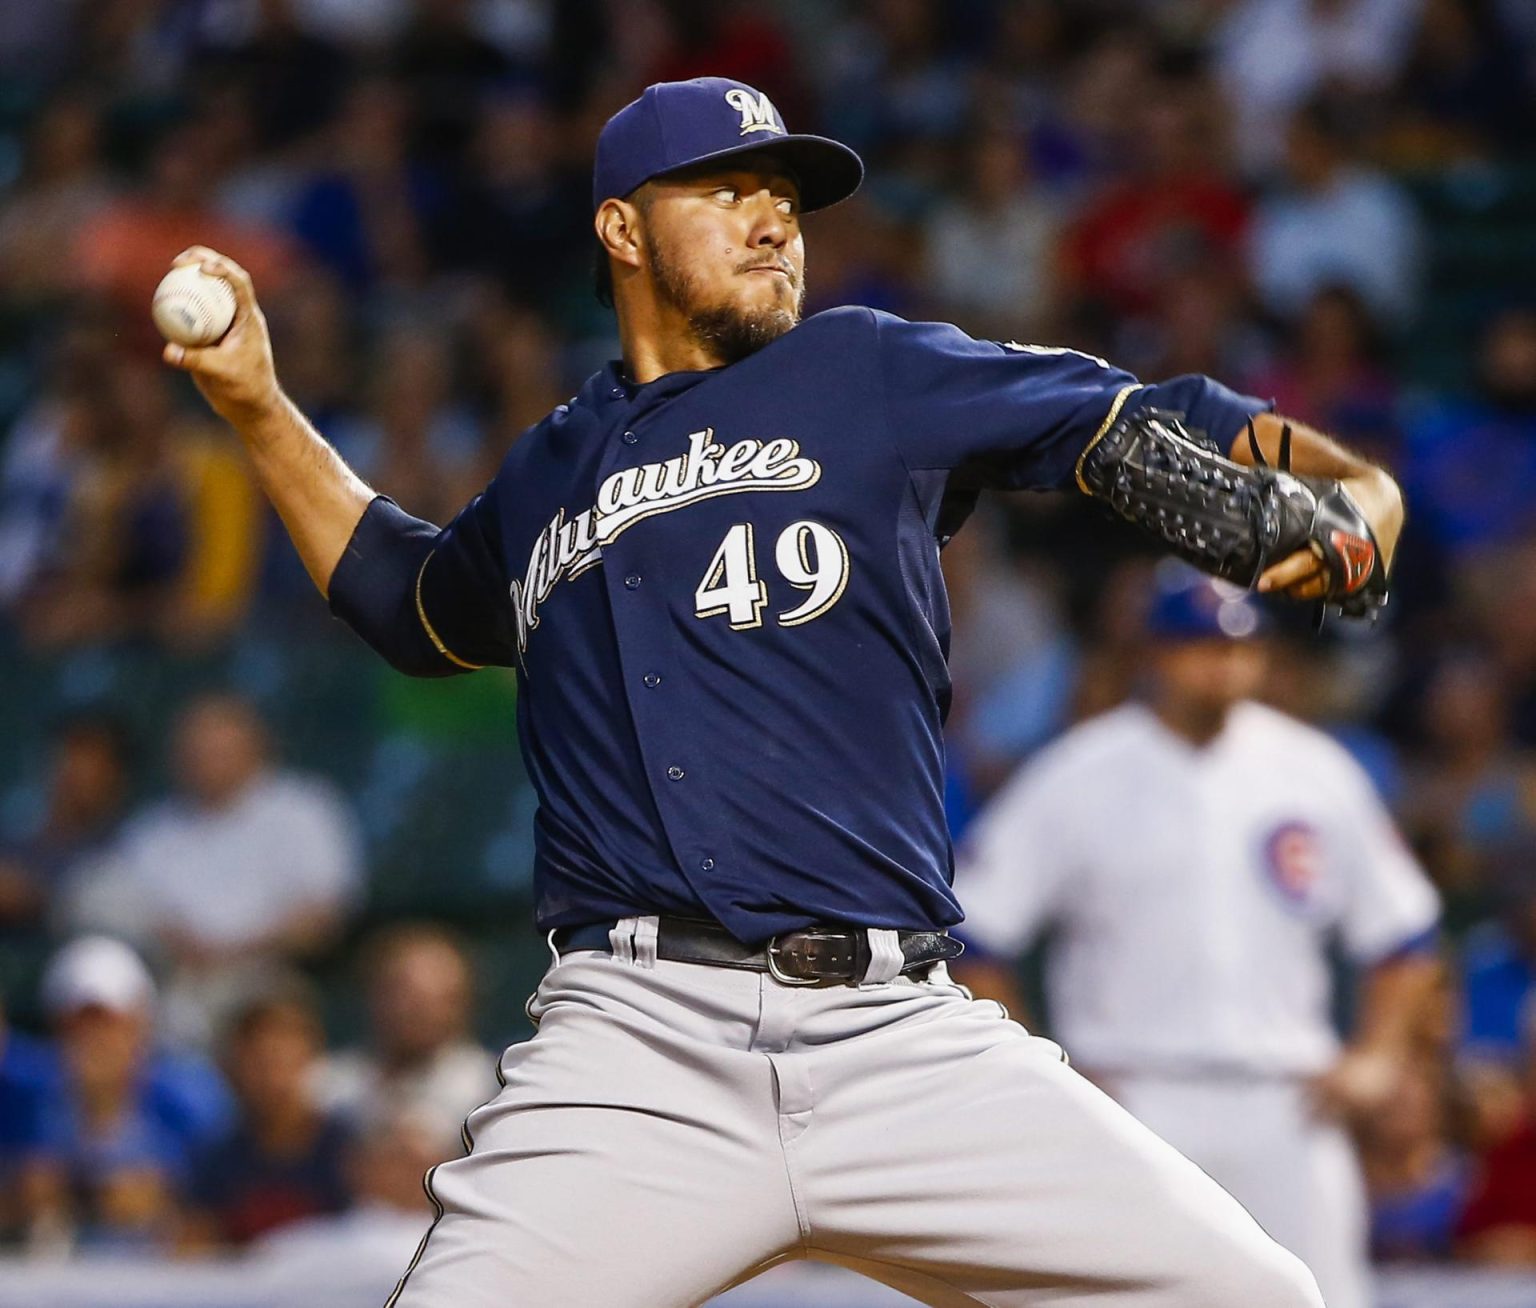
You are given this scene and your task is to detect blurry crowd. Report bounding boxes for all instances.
[0,925,484,1264]
[0,0,1534,1276]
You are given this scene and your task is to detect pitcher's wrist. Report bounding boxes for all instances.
[225,382,291,440]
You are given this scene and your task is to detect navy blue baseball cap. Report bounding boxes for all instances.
[593,78,864,214]
[1145,562,1268,642]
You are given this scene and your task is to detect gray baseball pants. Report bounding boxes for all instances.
[387,921,1324,1308]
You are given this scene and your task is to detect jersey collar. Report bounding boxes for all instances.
[588,360,721,418]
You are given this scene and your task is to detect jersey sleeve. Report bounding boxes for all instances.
[871,310,1267,490]
[1328,757,1441,964]
[414,480,520,670]
[327,479,518,677]
[950,753,1076,957]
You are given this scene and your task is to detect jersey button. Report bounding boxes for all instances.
[643,672,661,688]
[624,574,642,589]
[622,429,638,445]
[699,857,715,871]
[666,766,685,781]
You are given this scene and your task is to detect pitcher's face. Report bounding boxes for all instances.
[638,159,806,363]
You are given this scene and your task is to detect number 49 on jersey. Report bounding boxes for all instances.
[694,521,849,631]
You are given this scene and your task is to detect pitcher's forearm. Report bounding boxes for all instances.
[1231,413,1369,480]
[1233,415,1403,553]
[234,390,376,596]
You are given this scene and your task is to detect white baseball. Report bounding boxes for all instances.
[151,265,236,347]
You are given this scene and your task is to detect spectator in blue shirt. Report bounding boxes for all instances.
[1404,309,1536,564]
[1360,1057,1472,1262]
[17,936,227,1254]
[1460,850,1536,1066]
[0,999,53,1238]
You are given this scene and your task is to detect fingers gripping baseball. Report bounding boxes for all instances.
[158,247,281,425]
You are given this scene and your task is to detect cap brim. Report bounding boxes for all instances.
[650,134,864,213]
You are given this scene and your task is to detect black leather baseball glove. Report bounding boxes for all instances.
[1077,407,1390,620]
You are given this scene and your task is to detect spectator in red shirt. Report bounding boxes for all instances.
[1457,1120,1536,1264]
[1457,1009,1536,1265]
[643,0,800,119]
[1060,70,1249,320]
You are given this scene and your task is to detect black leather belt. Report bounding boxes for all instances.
[554,917,964,986]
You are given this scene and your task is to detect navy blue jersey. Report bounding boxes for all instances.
[330,307,1265,942]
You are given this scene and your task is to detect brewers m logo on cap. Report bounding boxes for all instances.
[724,87,785,137]
[592,78,862,212]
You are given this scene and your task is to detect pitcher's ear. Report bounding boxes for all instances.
[595,199,643,272]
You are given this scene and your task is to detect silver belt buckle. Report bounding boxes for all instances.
[765,933,824,985]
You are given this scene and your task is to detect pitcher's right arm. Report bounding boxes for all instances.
[160,247,373,598]
[162,248,512,676]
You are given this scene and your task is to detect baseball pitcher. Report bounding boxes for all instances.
[163,78,1403,1307]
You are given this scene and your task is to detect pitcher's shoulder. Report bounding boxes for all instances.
[791,304,887,345]
[473,398,591,499]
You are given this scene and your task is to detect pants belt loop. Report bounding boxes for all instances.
[545,927,562,968]
[633,916,660,970]
[861,928,904,986]
[609,916,638,965]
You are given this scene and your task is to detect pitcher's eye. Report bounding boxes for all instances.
[712,187,740,205]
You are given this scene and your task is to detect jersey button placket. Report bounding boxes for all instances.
[622,429,639,445]
[592,420,737,916]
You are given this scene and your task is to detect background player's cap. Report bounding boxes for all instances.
[1145,561,1268,642]
[593,77,864,214]
[41,935,156,1017]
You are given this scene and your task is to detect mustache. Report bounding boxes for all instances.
[735,256,799,284]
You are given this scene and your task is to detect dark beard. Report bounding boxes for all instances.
[648,241,803,365]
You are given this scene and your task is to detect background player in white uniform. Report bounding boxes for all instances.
[954,565,1441,1308]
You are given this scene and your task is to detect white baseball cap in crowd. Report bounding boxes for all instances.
[41,935,156,1017]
